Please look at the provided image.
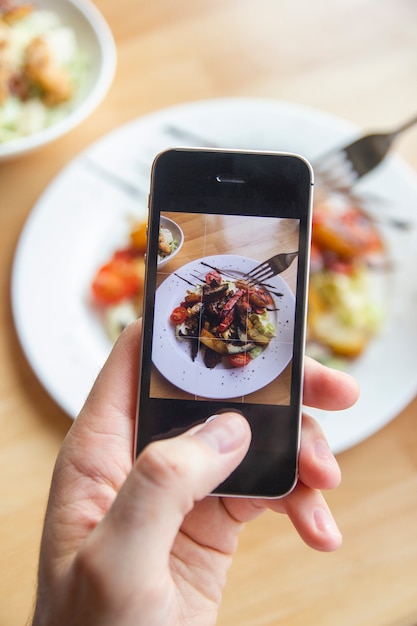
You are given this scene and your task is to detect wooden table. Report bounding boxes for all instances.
[1,1,417,624]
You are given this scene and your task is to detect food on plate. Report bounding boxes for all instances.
[308,267,382,359]
[91,249,145,305]
[170,268,276,369]
[307,190,385,362]
[91,219,180,339]
[103,300,139,344]
[91,222,146,339]
[0,1,87,142]
[91,192,386,366]
[129,219,180,262]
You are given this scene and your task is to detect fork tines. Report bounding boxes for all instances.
[245,263,275,283]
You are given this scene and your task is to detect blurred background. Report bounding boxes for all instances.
[1,1,417,624]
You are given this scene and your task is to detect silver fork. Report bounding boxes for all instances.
[166,113,417,194]
[314,113,417,191]
[244,251,298,284]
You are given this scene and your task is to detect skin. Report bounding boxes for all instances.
[31,319,359,626]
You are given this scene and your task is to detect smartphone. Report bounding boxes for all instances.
[135,148,313,498]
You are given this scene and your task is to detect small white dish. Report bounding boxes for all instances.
[158,216,184,268]
[0,0,116,161]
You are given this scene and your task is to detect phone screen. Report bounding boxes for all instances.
[136,149,313,498]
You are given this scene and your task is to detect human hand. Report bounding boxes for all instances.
[32,320,359,626]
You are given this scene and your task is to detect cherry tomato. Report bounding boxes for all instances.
[113,246,141,261]
[92,258,141,304]
[169,306,188,324]
[228,352,251,367]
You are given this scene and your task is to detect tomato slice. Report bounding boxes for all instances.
[169,306,188,324]
[92,258,141,304]
[228,352,251,367]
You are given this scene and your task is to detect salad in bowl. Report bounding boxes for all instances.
[0,0,116,159]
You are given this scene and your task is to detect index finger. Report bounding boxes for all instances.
[303,356,360,410]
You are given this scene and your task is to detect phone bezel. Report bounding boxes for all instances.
[135,148,313,498]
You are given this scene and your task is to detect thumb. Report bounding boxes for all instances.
[87,413,251,580]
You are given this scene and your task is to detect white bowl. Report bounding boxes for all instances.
[0,0,116,161]
[158,216,184,268]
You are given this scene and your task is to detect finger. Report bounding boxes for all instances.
[82,413,251,581]
[222,495,269,524]
[303,356,360,410]
[222,411,342,529]
[224,482,342,552]
[274,482,343,551]
[72,319,143,442]
[179,494,246,557]
[298,413,341,490]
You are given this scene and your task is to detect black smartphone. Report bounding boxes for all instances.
[135,148,313,498]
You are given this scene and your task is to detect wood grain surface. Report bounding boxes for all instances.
[1,1,417,625]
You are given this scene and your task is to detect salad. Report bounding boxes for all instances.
[90,191,386,366]
[158,224,178,262]
[91,220,180,342]
[0,0,87,142]
[307,189,385,362]
[169,268,276,369]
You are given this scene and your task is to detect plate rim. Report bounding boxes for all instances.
[11,97,417,452]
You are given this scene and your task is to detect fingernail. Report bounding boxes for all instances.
[195,413,250,454]
[205,414,219,424]
[314,508,342,539]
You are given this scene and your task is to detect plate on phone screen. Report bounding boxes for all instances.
[152,255,295,400]
[11,98,417,453]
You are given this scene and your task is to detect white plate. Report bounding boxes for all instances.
[11,98,417,453]
[152,255,295,399]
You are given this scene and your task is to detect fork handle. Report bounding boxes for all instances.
[395,113,417,136]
